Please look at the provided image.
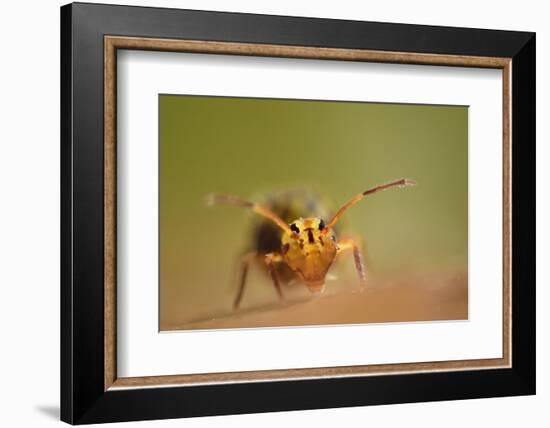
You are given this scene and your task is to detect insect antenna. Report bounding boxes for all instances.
[205,193,295,236]
[322,178,416,234]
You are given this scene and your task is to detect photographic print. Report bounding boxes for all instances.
[159,94,468,331]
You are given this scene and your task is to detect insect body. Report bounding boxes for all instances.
[206,178,416,309]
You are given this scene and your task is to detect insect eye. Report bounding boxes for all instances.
[290,223,300,234]
[318,219,325,231]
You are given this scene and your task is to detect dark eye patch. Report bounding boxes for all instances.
[290,223,300,234]
[318,219,325,231]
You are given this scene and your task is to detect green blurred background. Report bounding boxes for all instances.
[159,94,468,330]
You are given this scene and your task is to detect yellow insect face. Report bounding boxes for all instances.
[280,218,337,293]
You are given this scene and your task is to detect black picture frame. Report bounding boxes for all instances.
[61,2,535,424]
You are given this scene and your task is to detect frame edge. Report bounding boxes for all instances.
[60,2,74,425]
[510,32,536,394]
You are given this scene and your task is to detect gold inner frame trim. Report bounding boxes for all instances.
[104,35,512,391]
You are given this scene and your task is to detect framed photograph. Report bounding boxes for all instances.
[60,2,535,424]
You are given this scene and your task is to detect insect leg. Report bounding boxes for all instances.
[337,238,367,288]
[234,252,257,310]
[264,252,284,300]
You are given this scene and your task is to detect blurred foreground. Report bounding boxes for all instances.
[161,269,467,331]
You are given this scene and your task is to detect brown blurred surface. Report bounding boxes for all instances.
[162,270,467,331]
